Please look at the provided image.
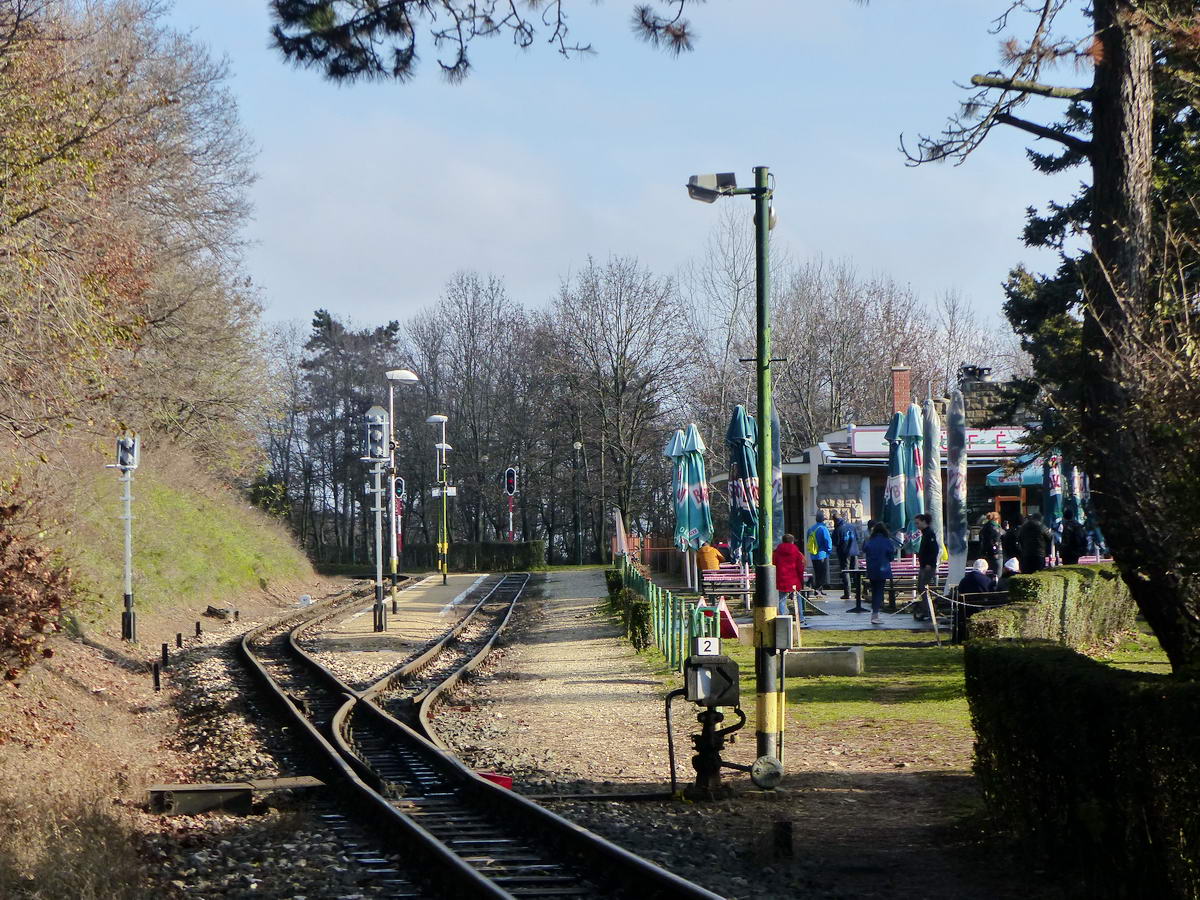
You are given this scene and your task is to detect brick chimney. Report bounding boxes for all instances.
[891,366,911,414]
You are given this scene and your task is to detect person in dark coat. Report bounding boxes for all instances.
[862,523,896,625]
[957,558,996,595]
[1060,508,1088,565]
[1001,519,1019,562]
[772,534,807,624]
[1018,512,1052,574]
[978,511,1002,575]
[996,557,1020,592]
[833,514,861,600]
[913,513,940,620]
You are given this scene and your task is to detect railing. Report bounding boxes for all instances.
[619,555,718,671]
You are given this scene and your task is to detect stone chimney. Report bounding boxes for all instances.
[891,366,911,414]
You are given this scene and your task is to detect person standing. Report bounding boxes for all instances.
[915,513,939,619]
[1060,509,1088,565]
[772,534,807,626]
[1001,519,1020,562]
[978,511,1002,575]
[1018,512,1053,574]
[806,511,833,593]
[863,523,895,625]
[834,514,861,600]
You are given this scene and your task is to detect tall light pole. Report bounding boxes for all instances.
[426,414,450,585]
[573,441,583,566]
[687,166,782,776]
[107,432,140,641]
[364,406,390,632]
[386,368,419,612]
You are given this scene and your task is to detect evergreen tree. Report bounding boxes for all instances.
[914,1,1200,676]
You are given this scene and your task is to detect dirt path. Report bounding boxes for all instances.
[433,570,1063,900]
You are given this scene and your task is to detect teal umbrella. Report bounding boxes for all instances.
[1043,451,1064,551]
[922,398,945,561]
[725,405,759,562]
[882,412,906,536]
[900,402,925,551]
[663,429,689,552]
[945,389,968,586]
[680,424,713,550]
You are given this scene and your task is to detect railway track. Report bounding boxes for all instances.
[239,573,722,899]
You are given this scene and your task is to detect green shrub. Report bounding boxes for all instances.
[969,563,1135,648]
[392,541,546,572]
[965,640,1200,898]
[608,586,652,652]
[604,568,623,598]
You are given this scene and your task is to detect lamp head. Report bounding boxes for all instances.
[686,172,737,203]
[435,442,453,452]
[386,368,419,384]
[426,414,448,424]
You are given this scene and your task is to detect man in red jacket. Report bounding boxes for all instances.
[772,533,808,626]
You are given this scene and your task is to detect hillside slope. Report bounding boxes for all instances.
[0,445,338,898]
[60,446,315,635]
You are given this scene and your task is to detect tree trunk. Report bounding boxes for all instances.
[1083,1,1200,677]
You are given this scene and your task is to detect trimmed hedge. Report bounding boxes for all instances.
[965,641,1200,898]
[396,541,546,572]
[607,585,652,652]
[604,568,623,599]
[969,563,1135,648]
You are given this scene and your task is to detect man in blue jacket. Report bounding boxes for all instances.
[833,514,861,600]
[807,511,834,592]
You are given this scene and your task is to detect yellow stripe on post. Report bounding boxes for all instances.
[753,604,778,647]
[758,690,782,733]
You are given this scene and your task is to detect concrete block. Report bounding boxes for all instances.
[737,622,754,646]
[783,645,864,677]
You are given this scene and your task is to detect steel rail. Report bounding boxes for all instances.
[347,574,723,900]
[243,573,721,900]
[238,578,503,898]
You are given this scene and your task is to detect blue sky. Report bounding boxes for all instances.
[166,1,1089,328]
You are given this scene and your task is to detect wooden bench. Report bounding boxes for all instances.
[951,590,1011,642]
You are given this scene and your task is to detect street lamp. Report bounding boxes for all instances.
[386,369,419,612]
[426,414,450,585]
[687,165,783,782]
[573,441,583,566]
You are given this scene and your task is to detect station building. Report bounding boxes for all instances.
[778,366,1037,537]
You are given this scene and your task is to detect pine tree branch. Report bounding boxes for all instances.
[995,112,1092,155]
[971,74,1093,101]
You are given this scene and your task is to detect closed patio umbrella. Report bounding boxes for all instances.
[922,398,946,562]
[1043,452,1064,561]
[900,402,925,552]
[882,412,906,538]
[945,389,969,587]
[725,405,759,564]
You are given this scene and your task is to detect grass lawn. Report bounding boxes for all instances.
[719,629,970,727]
[1092,619,1172,675]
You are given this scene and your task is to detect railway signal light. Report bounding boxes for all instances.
[394,476,405,498]
[364,406,388,461]
[115,432,139,471]
[504,467,517,496]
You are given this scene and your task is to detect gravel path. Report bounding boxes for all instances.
[433,569,682,792]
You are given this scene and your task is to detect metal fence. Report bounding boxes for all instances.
[619,555,717,671]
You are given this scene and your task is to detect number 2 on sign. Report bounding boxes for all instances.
[698,637,720,656]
